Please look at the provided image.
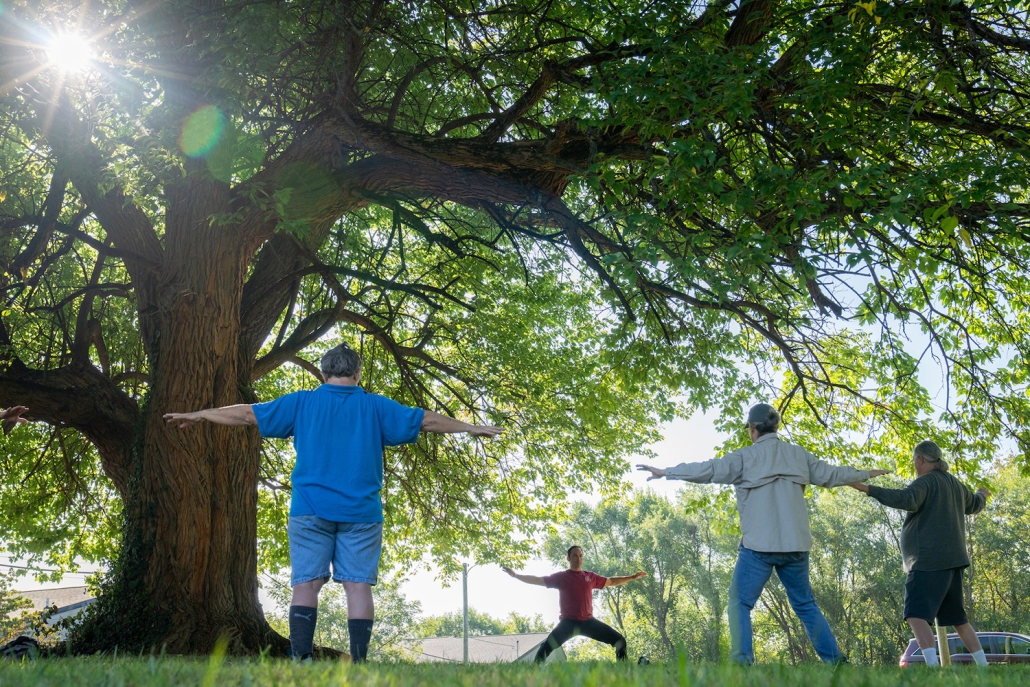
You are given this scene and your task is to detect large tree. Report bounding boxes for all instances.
[1,0,1029,654]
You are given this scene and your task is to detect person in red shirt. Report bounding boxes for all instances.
[503,545,647,662]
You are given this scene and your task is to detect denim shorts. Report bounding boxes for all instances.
[288,516,383,586]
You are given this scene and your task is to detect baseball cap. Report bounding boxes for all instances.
[746,403,778,426]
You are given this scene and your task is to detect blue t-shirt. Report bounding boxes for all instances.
[253,384,424,522]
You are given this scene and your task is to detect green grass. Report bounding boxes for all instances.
[2,658,1030,687]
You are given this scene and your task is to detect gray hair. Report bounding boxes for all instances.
[914,439,949,472]
[751,408,781,435]
[320,344,362,379]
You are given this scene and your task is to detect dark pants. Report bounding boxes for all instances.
[534,617,627,662]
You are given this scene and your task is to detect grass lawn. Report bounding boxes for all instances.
[2,658,1030,687]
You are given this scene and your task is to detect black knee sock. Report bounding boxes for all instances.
[348,619,374,663]
[614,637,628,660]
[289,605,318,659]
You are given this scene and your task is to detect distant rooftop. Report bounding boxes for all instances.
[14,586,93,612]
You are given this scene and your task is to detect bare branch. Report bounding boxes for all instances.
[0,363,137,496]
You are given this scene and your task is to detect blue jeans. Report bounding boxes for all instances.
[728,547,843,664]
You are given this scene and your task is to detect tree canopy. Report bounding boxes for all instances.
[1,0,1029,653]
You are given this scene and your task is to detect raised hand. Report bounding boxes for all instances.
[636,464,666,481]
[1,406,29,435]
[470,425,504,438]
[867,469,890,478]
[501,566,517,577]
[163,411,205,429]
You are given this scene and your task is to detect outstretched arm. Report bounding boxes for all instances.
[637,453,743,485]
[501,566,547,586]
[968,486,990,514]
[422,410,502,437]
[163,405,257,429]
[637,465,666,480]
[604,572,647,587]
[846,470,891,493]
[809,450,887,487]
[853,477,930,512]
[1,406,29,435]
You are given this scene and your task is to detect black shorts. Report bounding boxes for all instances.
[903,568,968,626]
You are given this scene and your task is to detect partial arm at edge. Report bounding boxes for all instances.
[422,410,502,437]
[501,567,547,586]
[605,572,647,587]
[163,404,257,429]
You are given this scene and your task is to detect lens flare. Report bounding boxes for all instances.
[179,105,225,157]
[46,32,93,73]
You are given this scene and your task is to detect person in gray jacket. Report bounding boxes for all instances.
[637,403,886,664]
[848,440,990,667]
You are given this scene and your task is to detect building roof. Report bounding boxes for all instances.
[13,586,93,612]
[404,632,563,663]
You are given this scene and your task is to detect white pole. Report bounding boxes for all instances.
[463,563,469,664]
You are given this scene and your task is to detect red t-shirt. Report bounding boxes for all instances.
[544,570,608,621]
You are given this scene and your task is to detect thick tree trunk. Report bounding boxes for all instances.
[71,215,288,655]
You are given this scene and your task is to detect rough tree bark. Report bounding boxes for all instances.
[63,148,296,653]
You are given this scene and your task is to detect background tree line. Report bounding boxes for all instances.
[544,461,1030,665]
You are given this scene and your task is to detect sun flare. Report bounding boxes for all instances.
[46,32,94,74]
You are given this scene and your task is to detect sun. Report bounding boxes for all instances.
[46,32,94,74]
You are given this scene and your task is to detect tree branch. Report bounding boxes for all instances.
[958,7,1030,52]
[724,0,776,48]
[10,165,69,277]
[288,355,323,384]
[0,362,138,497]
[37,96,163,346]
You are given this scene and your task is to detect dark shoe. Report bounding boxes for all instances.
[637,656,650,665]
[0,636,39,661]
[289,649,313,665]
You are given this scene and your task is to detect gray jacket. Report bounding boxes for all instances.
[664,433,870,552]
[866,469,986,572]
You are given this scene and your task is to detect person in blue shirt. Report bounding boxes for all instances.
[164,343,502,662]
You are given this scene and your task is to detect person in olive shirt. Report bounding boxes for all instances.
[849,440,990,667]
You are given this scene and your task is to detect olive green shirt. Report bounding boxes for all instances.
[866,469,986,572]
